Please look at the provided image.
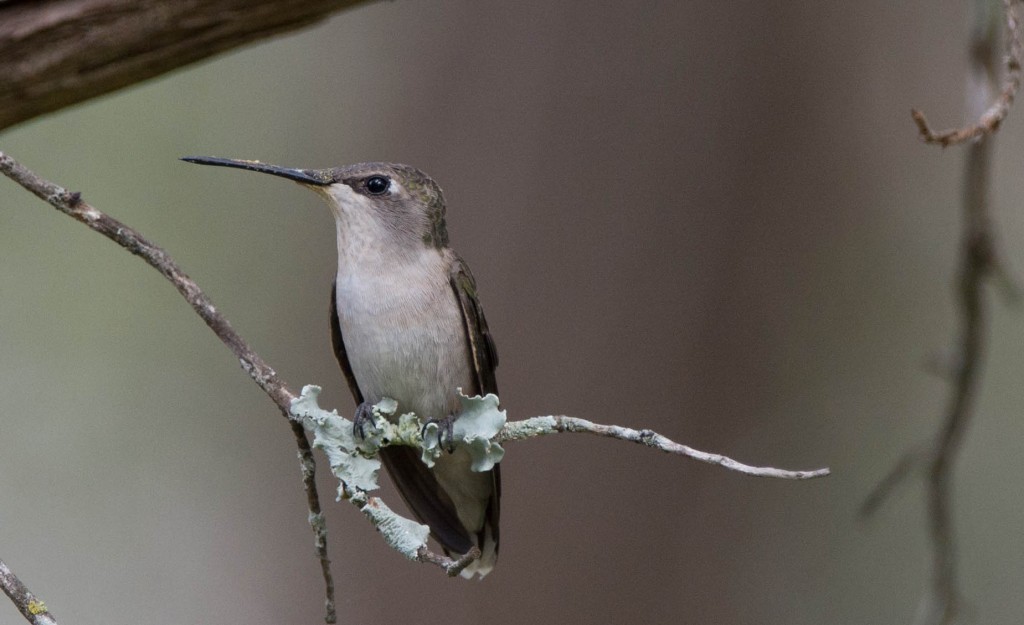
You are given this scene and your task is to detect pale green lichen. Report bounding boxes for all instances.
[349,398,427,457]
[292,385,507,500]
[308,511,326,533]
[422,391,506,471]
[27,600,47,615]
[361,498,430,559]
[291,385,510,562]
[498,415,558,441]
[290,385,381,493]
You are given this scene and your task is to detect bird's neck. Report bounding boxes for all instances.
[334,216,448,294]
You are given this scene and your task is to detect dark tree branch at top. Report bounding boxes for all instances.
[0,0,371,132]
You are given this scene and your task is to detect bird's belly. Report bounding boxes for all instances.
[336,279,471,419]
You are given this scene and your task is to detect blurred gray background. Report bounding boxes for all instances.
[3,1,1024,623]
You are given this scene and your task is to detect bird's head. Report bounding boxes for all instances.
[182,157,449,251]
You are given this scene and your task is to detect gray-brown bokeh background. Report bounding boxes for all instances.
[3,1,1024,623]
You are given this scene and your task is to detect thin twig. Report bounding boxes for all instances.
[868,2,1012,623]
[911,0,1021,147]
[858,446,927,518]
[297,427,336,623]
[500,417,830,479]
[0,153,295,411]
[917,123,994,625]
[0,558,58,625]
[415,546,482,577]
[916,2,1004,620]
[0,151,338,624]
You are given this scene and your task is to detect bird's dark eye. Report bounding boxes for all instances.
[365,176,390,195]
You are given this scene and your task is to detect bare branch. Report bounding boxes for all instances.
[869,1,1013,622]
[858,447,927,518]
[911,0,1022,147]
[0,151,337,623]
[500,417,830,480]
[415,546,482,577]
[0,558,58,625]
[0,0,371,132]
[0,152,296,411]
[913,133,994,624]
[299,443,336,623]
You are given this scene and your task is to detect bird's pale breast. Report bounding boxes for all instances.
[334,251,472,420]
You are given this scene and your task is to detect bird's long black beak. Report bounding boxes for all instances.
[181,156,333,185]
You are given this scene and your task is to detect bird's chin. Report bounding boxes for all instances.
[303,183,341,216]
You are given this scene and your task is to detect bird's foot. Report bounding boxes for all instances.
[352,401,377,441]
[422,414,456,454]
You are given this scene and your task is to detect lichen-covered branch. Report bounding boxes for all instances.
[343,483,479,577]
[2,150,831,605]
[0,0,371,132]
[294,387,492,578]
[0,558,58,625]
[294,386,830,578]
[911,0,1021,147]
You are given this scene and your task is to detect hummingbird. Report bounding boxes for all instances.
[183,156,500,578]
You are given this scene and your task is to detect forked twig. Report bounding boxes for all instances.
[869,2,1019,623]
